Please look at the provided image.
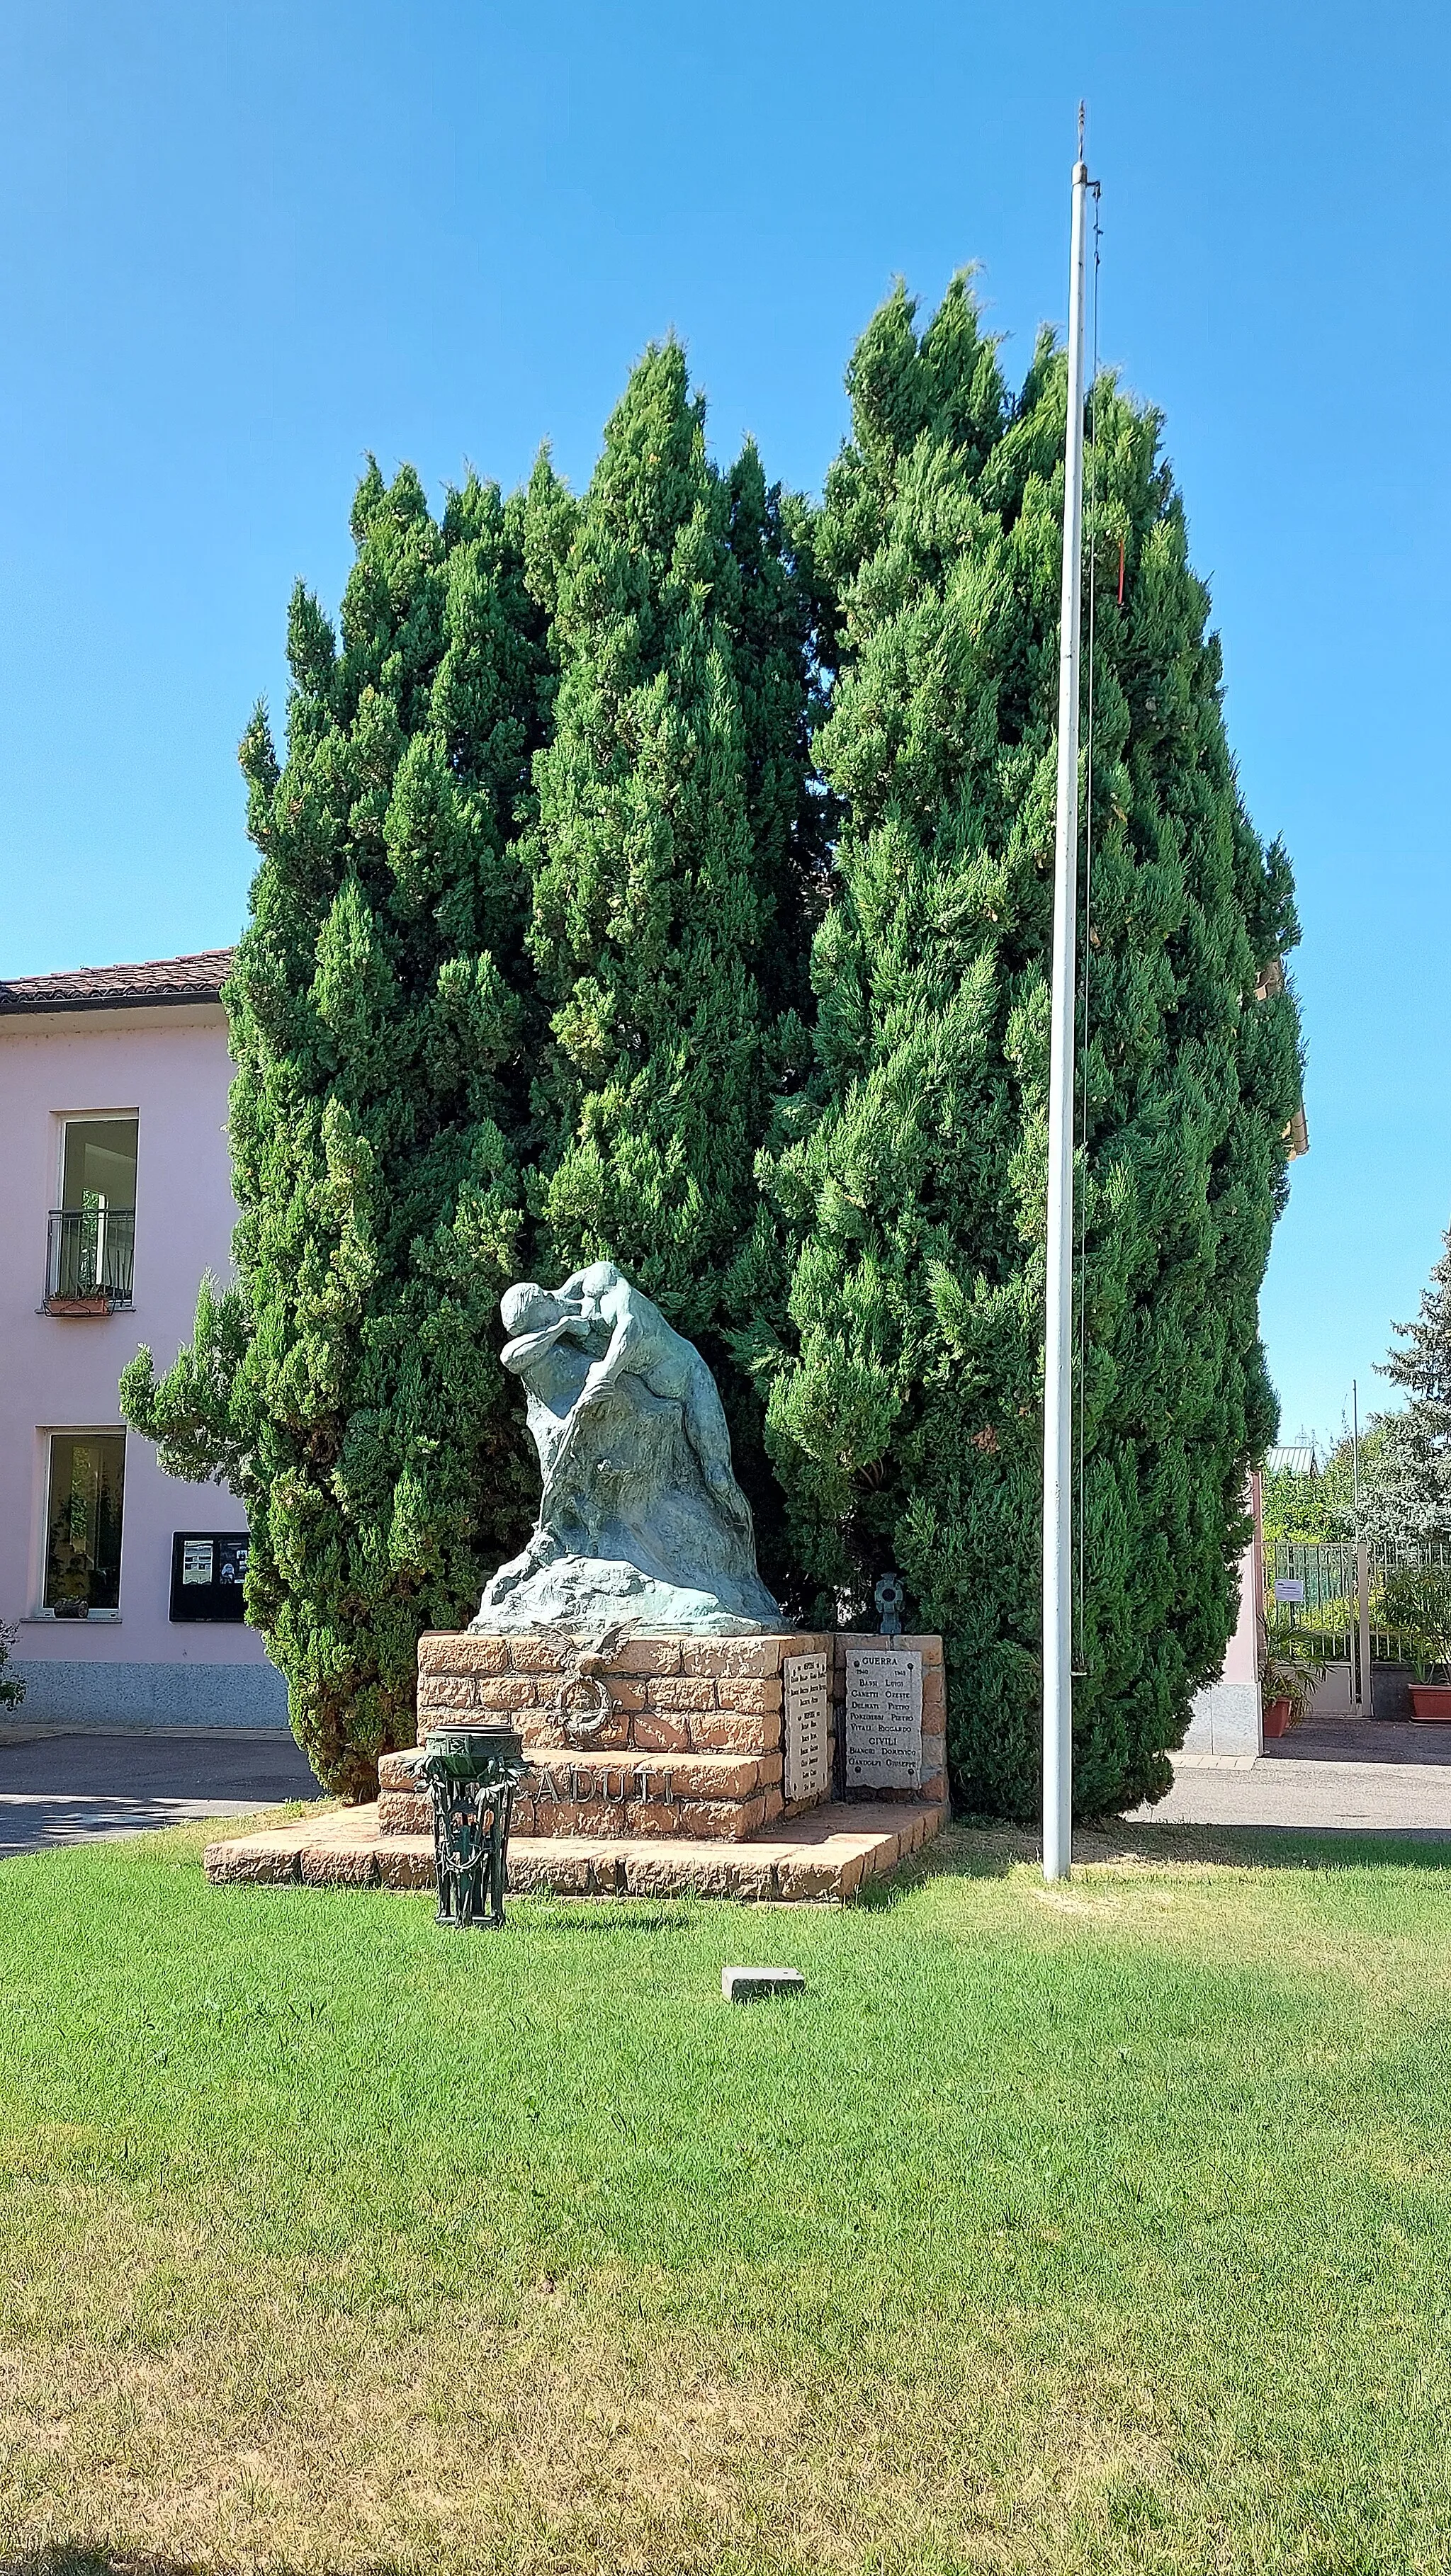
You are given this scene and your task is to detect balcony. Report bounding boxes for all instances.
[44,1206,135,1313]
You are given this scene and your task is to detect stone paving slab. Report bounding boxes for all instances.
[1263,1718,1451,1768]
[205,1795,949,1902]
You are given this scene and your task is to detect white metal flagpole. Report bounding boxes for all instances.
[1042,130,1093,1883]
[1353,1379,1372,1718]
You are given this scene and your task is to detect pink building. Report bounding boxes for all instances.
[0,951,286,1727]
[1182,1480,1265,1757]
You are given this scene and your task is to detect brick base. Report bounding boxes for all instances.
[414,1628,830,1839]
[204,1796,949,1903]
[414,1626,949,1826]
[204,1624,951,1905]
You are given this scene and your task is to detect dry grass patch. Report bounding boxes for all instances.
[0,2264,1231,2576]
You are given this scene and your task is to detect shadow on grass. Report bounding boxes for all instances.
[520,1901,694,1935]
[903,1817,1451,1888]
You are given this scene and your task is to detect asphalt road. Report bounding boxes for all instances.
[1129,1720,1451,1839]
[0,1727,322,1860]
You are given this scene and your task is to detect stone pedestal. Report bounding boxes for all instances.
[389,1628,836,1842]
[204,1625,952,1904]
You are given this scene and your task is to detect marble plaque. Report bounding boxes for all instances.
[845,1646,922,1792]
[783,1651,830,1803]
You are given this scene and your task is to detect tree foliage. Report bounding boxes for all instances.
[1356,1228,1451,1541]
[1274,1234,1451,1553]
[122,463,555,1795]
[746,278,1303,1818]
[121,293,1303,1821]
[0,1618,24,1713]
[521,341,826,1574]
[1259,1417,1397,1550]
[122,348,824,1785]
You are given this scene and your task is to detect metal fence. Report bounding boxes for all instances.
[1265,1536,1451,1710]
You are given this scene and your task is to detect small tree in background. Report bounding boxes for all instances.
[1260,1453,1333,1549]
[521,341,827,1577]
[1260,1417,1406,1549]
[747,278,1303,1819]
[122,465,555,1795]
[1271,1234,1451,1550]
[1353,1230,1451,1541]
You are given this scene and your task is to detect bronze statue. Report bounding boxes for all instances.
[473,1264,781,1635]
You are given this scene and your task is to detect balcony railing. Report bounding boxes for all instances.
[45,1207,135,1311]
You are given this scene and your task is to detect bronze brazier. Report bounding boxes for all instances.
[420,1725,529,1929]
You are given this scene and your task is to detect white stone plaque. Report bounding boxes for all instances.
[845,1646,922,1792]
[783,1652,830,1803]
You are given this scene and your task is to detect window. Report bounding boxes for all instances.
[47,1116,137,1309]
[43,1433,126,1616]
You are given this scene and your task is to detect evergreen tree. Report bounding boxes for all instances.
[121,464,555,1795]
[521,341,825,1574]
[1358,1230,1451,1540]
[750,278,1303,1817]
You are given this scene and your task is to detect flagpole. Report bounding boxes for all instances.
[1042,132,1092,1883]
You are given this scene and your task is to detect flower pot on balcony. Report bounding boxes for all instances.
[45,1295,111,1317]
[1408,1685,1451,1722]
[1262,1698,1294,1738]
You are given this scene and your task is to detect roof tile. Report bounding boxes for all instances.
[0,950,235,1014]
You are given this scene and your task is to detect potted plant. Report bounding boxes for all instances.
[1377,1564,1451,1719]
[1260,1650,1322,1738]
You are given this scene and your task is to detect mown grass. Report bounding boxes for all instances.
[2,1817,1451,2573]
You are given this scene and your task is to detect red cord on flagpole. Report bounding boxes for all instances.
[1117,538,1125,605]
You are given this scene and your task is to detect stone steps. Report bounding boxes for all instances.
[377,1744,783,1842]
[204,1795,949,1903]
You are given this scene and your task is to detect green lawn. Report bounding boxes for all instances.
[2,1819,1451,2575]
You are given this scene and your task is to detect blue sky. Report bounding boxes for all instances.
[0,0,1445,1446]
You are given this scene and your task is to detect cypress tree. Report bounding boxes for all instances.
[753,278,1303,1817]
[121,463,556,1795]
[521,341,825,1574]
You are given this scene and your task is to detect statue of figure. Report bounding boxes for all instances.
[473,1264,783,1635]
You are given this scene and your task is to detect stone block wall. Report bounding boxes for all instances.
[417,1628,832,1752]
[410,1628,841,1841]
[410,1625,949,1833]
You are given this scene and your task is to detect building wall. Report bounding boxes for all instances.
[0,1002,288,1726]
[1182,1475,1263,1757]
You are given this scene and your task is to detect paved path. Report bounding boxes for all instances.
[9,1720,1451,1863]
[1131,1720,1451,1838]
[1265,1718,1451,1767]
[0,1728,321,1860]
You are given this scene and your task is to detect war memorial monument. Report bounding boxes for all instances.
[207,1269,948,1903]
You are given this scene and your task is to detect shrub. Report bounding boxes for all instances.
[0,1618,25,1713]
[1374,1563,1451,1682]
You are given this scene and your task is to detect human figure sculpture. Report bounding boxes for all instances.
[550,1262,752,1533]
[473,1264,782,1635]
